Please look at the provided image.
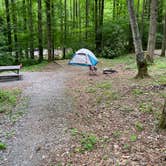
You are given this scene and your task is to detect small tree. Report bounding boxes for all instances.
[127,0,149,78]
[159,99,166,129]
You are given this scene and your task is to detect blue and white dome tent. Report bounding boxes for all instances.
[69,48,99,66]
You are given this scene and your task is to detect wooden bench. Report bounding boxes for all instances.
[0,65,22,81]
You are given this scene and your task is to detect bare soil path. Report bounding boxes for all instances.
[0,64,82,166]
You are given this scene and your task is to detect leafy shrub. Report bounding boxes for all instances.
[0,141,7,150]
[130,134,137,142]
[81,134,97,151]
[0,53,14,65]
[102,20,129,58]
[21,58,39,66]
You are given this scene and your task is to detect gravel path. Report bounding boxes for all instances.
[0,68,75,166]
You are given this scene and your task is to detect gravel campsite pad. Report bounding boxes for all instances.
[0,64,84,166]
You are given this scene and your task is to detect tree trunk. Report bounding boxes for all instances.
[147,0,158,63]
[38,0,43,62]
[95,0,104,54]
[113,0,116,20]
[28,0,34,59]
[140,0,146,39]
[85,0,89,40]
[4,0,12,53]
[63,0,67,59]
[22,0,29,58]
[161,13,166,57]
[127,0,149,78]
[159,99,166,129]
[45,0,52,61]
[11,0,19,64]
[51,1,55,60]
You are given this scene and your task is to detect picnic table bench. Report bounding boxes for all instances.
[0,65,22,81]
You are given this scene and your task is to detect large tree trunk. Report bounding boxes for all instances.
[161,13,166,57]
[38,0,43,62]
[140,0,146,39]
[159,99,166,129]
[147,0,158,63]
[95,0,105,54]
[85,0,89,40]
[62,0,67,59]
[4,0,12,53]
[45,0,52,61]
[11,0,19,64]
[22,0,29,58]
[51,1,55,60]
[127,0,149,78]
[28,0,34,59]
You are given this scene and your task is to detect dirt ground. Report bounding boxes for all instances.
[48,59,166,165]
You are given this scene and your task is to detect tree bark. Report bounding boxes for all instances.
[51,1,55,60]
[159,99,166,129]
[127,0,149,78]
[95,0,104,54]
[85,0,89,40]
[45,0,52,61]
[147,0,158,63]
[38,0,43,62]
[22,0,29,58]
[28,0,34,59]
[4,0,12,53]
[140,0,146,39]
[63,0,67,59]
[11,0,19,64]
[161,13,166,57]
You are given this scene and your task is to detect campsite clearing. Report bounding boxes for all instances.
[0,55,166,165]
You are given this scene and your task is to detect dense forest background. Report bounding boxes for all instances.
[0,0,165,66]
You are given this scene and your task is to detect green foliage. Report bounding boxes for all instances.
[132,89,144,95]
[112,130,121,138]
[81,134,97,151]
[102,20,129,58]
[0,141,7,150]
[139,103,153,113]
[135,121,144,131]
[70,128,79,136]
[22,60,48,71]
[130,134,137,142]
[85,87,97,93]
[0,53,14,65]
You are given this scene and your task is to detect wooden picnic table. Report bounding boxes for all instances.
[0,65,22,81]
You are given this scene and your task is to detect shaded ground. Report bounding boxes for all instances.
[0,63,86,166]
[0,56,166,166]
[48,56,166,165]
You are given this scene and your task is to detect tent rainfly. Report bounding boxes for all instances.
[68,48,99,66]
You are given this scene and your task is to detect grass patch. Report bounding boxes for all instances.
[85,87,97,93]
[139,103,153,113]
[135,121,144,131]
[112,130,121,138]
[22,60,48,71]
[96,81,112,90]
[96,91,119,104]
[0,89,21,113]
[132,89,144,95]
